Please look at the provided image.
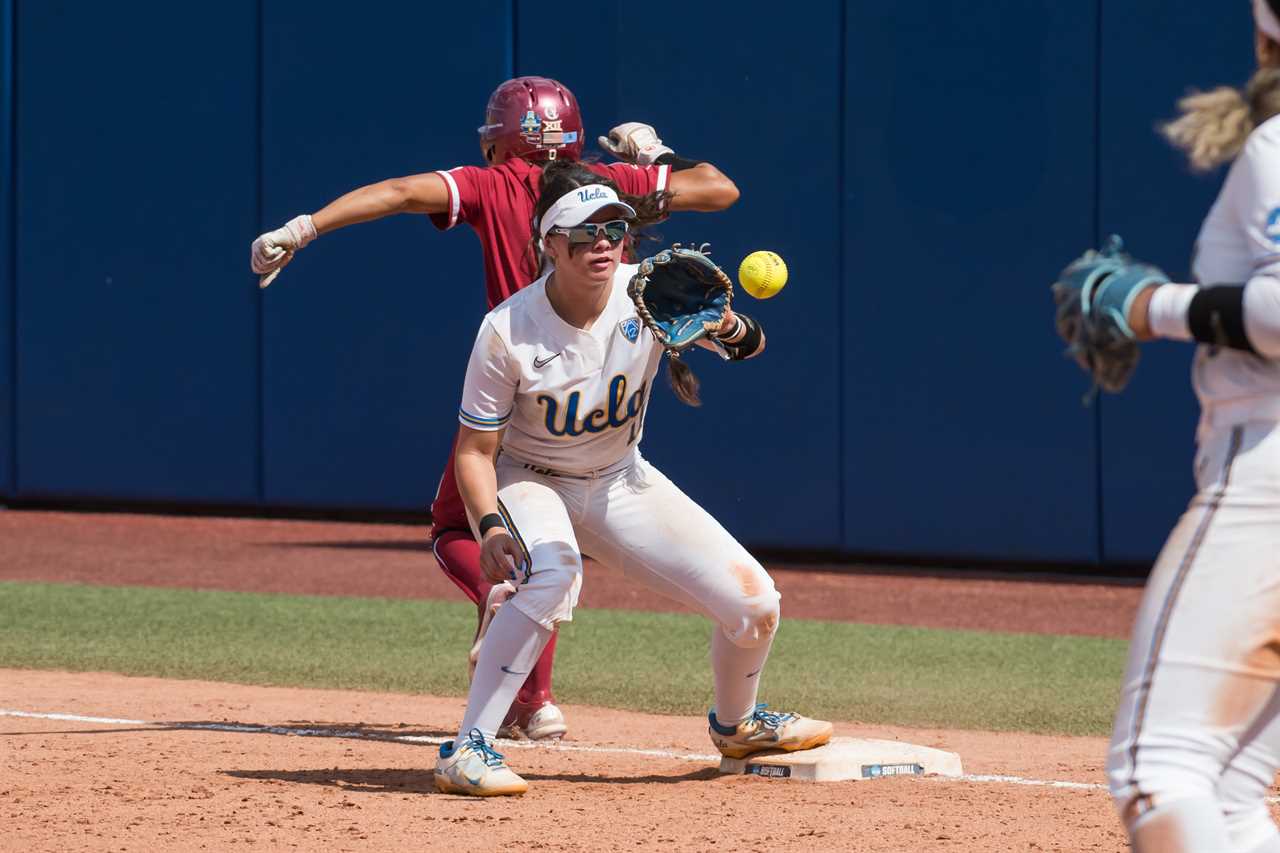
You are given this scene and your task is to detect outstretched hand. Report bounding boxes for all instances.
[251,214,317,289]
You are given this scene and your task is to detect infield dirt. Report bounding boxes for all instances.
[6,669,1126,852]
[0,510,1232,852]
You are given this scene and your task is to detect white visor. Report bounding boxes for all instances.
[1257,0,1280,42]
[537,185,637,241]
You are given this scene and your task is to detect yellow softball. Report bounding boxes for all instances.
[738,251,788,299]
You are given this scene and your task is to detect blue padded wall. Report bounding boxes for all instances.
[519,1,845,547]
[1097,2,1254,562]
[1,0,13,498]
[841,1,1101,561]
[6,0,1268,565]
[15,0,259,503]
[514,3,619,141]
[260,4,510,509]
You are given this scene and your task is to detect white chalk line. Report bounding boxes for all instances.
[0,708,1129,794]
[0,708,723,762]
[1,709,146,726]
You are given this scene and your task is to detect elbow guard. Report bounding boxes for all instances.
[1188,285,1258,355]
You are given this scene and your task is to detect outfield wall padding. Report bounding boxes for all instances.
[2,1,1256,564]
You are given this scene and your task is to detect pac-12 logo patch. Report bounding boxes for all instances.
[619,317,640,343]
[1266,207,1280,245]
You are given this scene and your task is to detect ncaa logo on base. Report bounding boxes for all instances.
[619,317,640,343]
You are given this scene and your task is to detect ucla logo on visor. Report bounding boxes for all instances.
[620,317,640,343]
[539,184,636,241]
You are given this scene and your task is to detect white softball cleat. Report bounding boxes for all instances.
[498,700,568,741]
[468,581,518,682]
[708,704,834,760]
[434,730,528,797]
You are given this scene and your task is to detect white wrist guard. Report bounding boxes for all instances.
[251,214,318,286]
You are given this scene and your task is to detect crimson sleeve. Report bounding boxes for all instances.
[429,166,492,231]
[598,162,670,197]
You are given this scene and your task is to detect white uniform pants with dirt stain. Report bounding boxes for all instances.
[1108,422,1280,853]
[458,451,781,741]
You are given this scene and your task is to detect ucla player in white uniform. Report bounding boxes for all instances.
[433,162,832,796]
[1104,2,1280,850]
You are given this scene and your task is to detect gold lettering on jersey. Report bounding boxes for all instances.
[537,374,646,437]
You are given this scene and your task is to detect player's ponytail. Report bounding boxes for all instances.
[1162,68,1280,171]
[666,354,702,407]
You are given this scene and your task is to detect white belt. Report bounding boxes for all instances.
[501,450,634,481]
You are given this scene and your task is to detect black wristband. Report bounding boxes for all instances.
[653,152,702,172]
[478,513,506,536]
[721,313,764,361]
[713,315,745,342]
[1188,285,1257,354]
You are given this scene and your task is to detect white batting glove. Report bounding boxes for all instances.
[597,122,674,166]
[250,214,318,289]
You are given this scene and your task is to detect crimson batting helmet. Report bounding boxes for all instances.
[478,77,584,164]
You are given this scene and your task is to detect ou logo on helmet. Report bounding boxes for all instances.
[1267,207,1280,245]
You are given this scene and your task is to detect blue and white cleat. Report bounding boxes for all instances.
[708,704,834,760]
[434,729,528,797]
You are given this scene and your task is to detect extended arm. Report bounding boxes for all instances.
[1130,274,1280,358]
[250,172,450,287]
[665,161,740,212]
[311,172,450,231]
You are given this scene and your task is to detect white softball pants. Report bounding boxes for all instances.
[456,452,781,742]
[495,452,779,641]
[1108,422,1280,853]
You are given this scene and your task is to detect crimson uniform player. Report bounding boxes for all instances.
[249,77,739,740]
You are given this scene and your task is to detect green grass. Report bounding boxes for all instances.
[0,581,1126,736]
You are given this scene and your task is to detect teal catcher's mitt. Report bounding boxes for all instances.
[628,243,732,353]
[627,243,734,407]
[1051,235,1168,396]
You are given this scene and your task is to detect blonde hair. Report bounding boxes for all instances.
[1162,68,1280,171]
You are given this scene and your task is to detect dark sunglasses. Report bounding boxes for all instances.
[549,219,630,245]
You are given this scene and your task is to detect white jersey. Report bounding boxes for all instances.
[1189,113,1280,427]
[458,262,662,474]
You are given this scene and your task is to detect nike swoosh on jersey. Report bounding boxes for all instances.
[500,665,529,675]
[533,352,562,368]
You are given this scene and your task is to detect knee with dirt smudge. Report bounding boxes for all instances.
[728,562,767,598]
[1121,795,1238,853]
[718,561,781,647]
[729,595,781,649]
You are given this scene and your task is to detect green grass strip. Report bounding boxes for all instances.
[0,581,1126,736]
